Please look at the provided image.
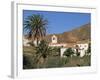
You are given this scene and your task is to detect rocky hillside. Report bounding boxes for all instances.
[45,23,91,43]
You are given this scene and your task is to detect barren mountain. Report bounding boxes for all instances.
[46,23,91,43]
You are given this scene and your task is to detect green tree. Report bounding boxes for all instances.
[63,48,74,57]
[87,43,91,54]
[75,45,80,56]
[24,14,48,46]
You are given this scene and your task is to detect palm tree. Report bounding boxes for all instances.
[24,14,48,46]
[35,40,51,68]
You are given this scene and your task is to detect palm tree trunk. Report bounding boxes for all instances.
[36,38,39,46]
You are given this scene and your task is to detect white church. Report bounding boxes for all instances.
[23,35,89,57]
[49,35,67,47]
[49,35,89,57]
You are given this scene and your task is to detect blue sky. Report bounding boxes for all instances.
[23,10,91,34]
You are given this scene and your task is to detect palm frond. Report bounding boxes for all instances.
[23,14,48,45]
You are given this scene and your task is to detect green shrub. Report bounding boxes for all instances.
[59,57,68,67]
[46,56,61,68]
[23,54,34,69]
[63,48,74,57]
[49,47,60,56]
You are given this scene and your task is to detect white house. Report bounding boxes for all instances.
[60,48,66,57]
[60,43,89,57]
[75,43,88,57]
[23,37,30,46]
[23,36,41,46]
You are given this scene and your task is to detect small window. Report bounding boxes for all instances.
[53,37,55,40]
